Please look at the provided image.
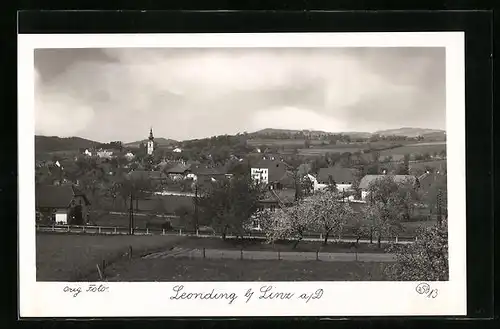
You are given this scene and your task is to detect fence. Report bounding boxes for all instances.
[35,224,417,243]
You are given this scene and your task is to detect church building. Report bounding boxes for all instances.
[147,127,155,156]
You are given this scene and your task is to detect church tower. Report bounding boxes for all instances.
[147,127,154,156]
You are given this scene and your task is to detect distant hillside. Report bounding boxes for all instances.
[374,127,445,138]
[339,131,373,139]
[35,135,100,153]
[252,128,371,137]
[124,137,178,148]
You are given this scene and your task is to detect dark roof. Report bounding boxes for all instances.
[36,185,89,208]
[166,163,192,174]
[193,166,229,176]
[358,175,417,190]
[253,159,291,169]
[259,188,296,204]
[128,170,167,180]
[317,167,355,184]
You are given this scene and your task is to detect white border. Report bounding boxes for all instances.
[18,32,466,317]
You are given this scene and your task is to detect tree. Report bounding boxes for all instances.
[327,175,338,193]
[261,201,315,249]
[421,175,448,222]
[365,176,418,247]
[304,192,355,245]
[385,218,448,281]
[395,154,411,175]
[197,173,263,240]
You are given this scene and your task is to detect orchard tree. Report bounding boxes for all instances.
[365,176,419,247]
[303,191,356,245]
[197,173,264,240]
[262,201,315,249]
[385,218,448,281]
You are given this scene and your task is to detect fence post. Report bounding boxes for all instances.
[179,229,182,236]
[162,229,165,235]
[415,236,418,242]
[320,233,322,240]
[98,227,101,234]
[316,250,319,261]
[146,228,149,235]
[395,236,398,243]
[67,225,70,232]
[240,248,243,260]
[83,226,86,233]
[278,250,281,260]
[114,227,117,234]
[128,246,132,260]
[203,248,206,259]
[52,225,55,232]
[196,229,199,236]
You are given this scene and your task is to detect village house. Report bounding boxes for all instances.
[166,163,193,180]
[315,167,356,192]
[250,188,296,230]
[96,149,114,159]
[36,185,90,225]
[250,159,293,189]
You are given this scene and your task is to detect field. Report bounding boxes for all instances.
[378,142,446,157]
[36,233,183,281]
[246,139,326,147]
[103,258,390,281]
[37,232,398,281]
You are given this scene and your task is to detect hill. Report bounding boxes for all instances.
[35,135,100,153]
[124,137,178,148]
[374,127,445,137]
[251,128,372,138]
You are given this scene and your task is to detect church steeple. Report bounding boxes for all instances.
[149,127,154,141]
[147,127,155,156]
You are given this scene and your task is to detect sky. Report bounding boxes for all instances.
[34,47,446,143]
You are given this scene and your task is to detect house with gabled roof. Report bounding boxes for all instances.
[36,184,90,224]
[250,159,293,188]
[316,167,356,192]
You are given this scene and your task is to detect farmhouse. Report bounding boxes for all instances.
[36,185,90,225]
[316,167,355,192]
[166,163,193,180]
[358,174,419,201]
[250,188,296,230]
[250,159,292,188]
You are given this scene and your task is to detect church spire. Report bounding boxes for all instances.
[149,127,154,141]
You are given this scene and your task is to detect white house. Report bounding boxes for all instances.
[96,150,113,159]
[124,152,135,160]
[251,167,269,184]
[317,167,355,192]
[173,147,182,153]
[83,149,92,157]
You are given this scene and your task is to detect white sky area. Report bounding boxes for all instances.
[34,47,446,142]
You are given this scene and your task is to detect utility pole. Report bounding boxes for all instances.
[437,188,442,226]
[194,183,199,232]
[129,192,134,235]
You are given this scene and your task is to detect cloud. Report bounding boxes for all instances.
[34,47,446,142]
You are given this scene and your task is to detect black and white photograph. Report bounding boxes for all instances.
[19,32,466,317]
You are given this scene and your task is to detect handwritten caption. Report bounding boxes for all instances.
[63,284,110,298]
[62,284,324,304]
[415,282,438,298]
[170,285,324,304]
